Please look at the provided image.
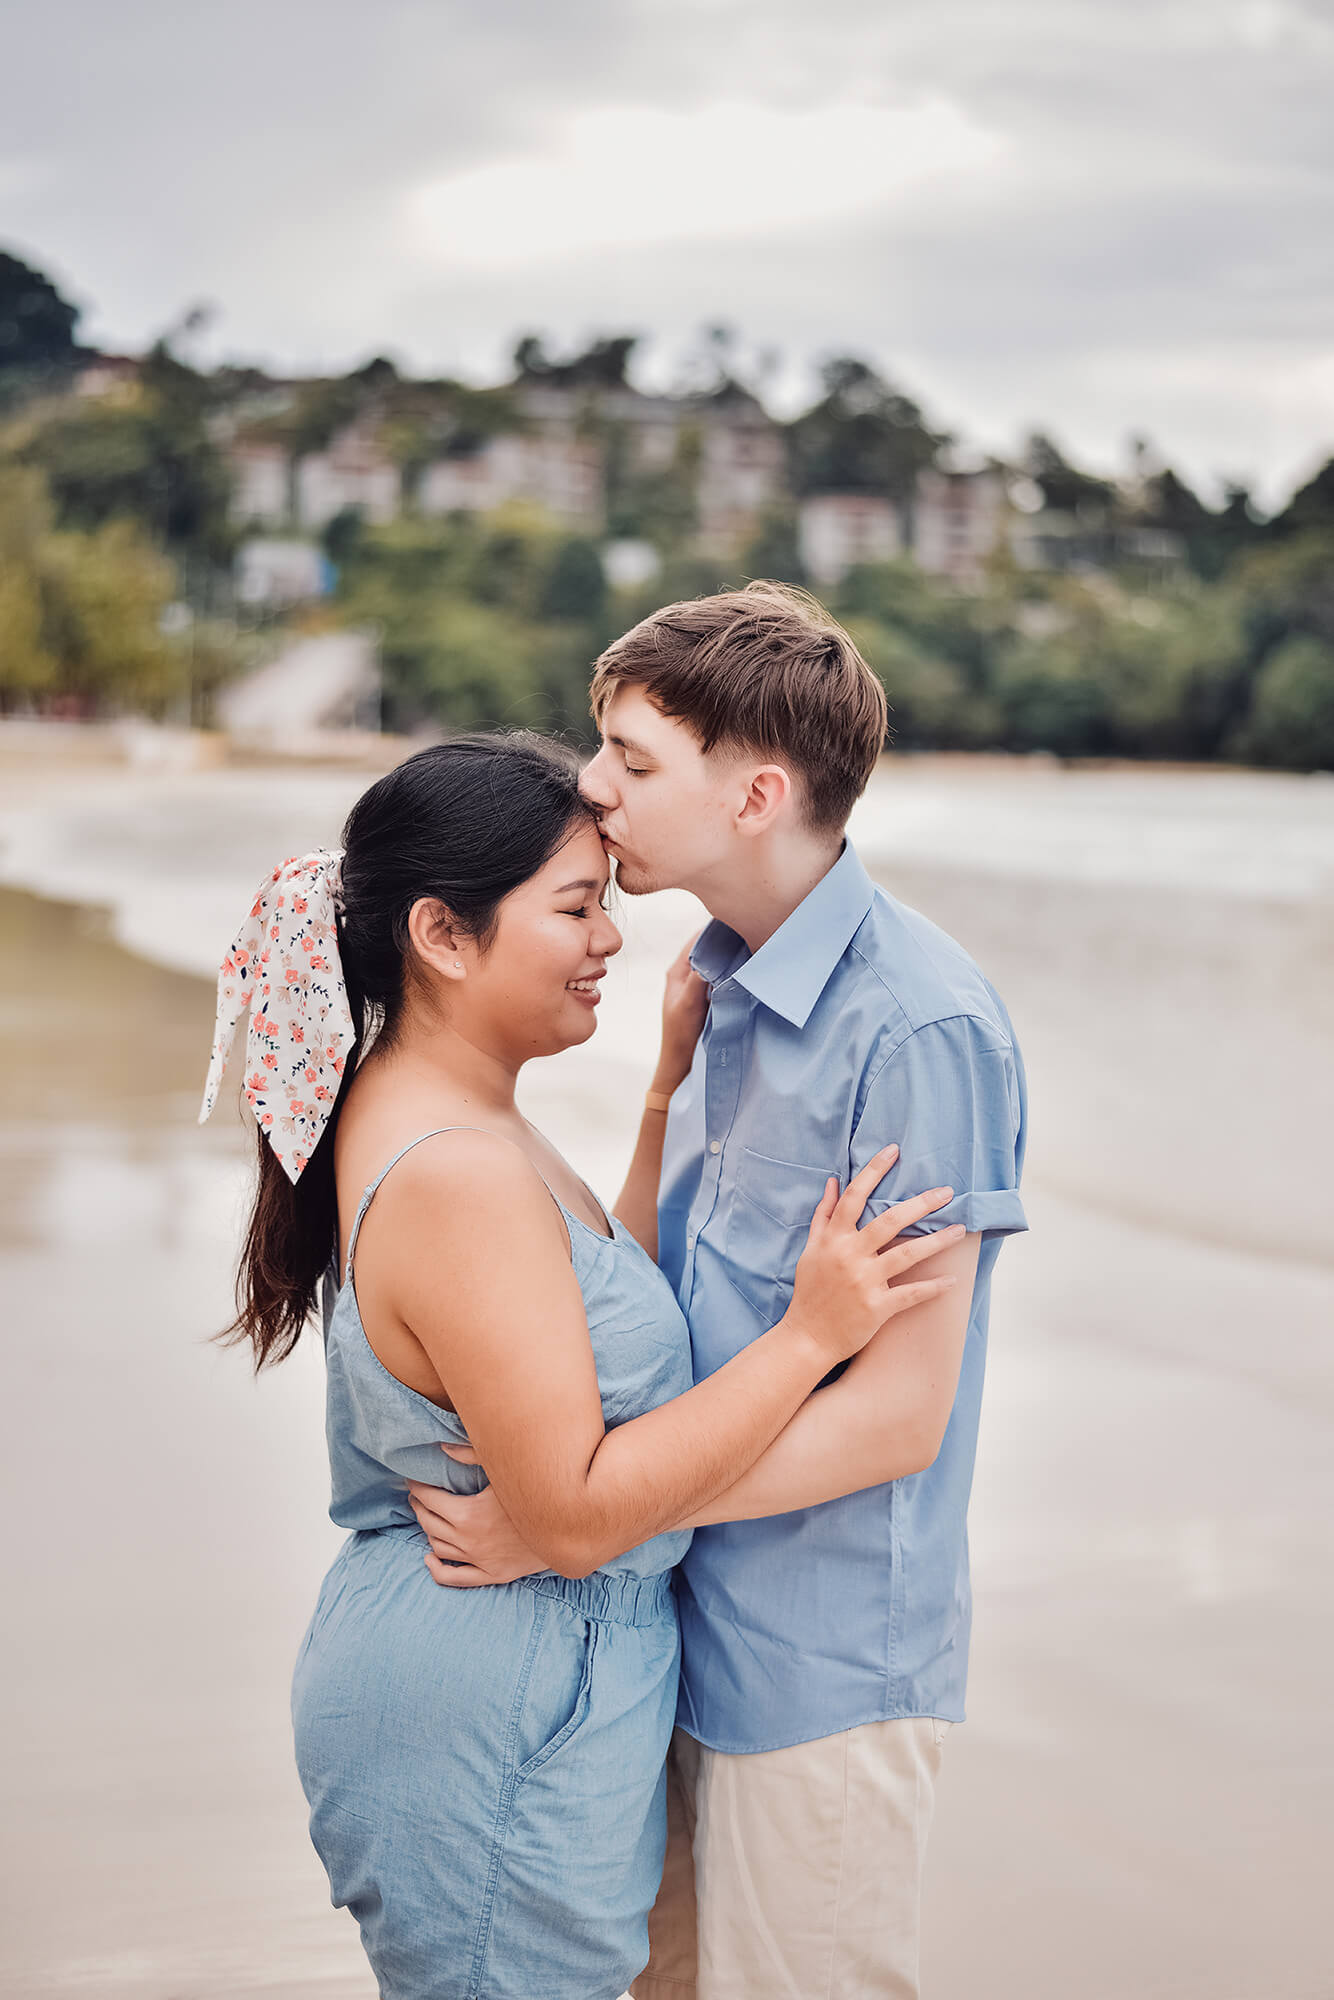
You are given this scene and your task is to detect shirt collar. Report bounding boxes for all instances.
[690,841,876,1029]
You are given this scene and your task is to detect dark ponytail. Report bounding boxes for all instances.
[221,733,595,1368]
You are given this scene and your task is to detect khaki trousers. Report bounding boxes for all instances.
[631,1719,951,2000]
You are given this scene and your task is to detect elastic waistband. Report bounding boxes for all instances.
[520,1569,675,1627]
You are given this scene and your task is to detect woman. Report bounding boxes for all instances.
[201,735,959,2000]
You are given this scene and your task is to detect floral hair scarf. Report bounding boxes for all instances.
[199,850,355,1183]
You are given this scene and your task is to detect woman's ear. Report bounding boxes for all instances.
[406,897,468,981]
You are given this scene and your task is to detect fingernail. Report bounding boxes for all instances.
[883,1144,900,1159]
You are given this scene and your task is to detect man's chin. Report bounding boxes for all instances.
[610,856,657,897]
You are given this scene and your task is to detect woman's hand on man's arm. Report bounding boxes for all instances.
[680,1228,980,1525]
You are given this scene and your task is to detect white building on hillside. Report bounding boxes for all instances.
[695,390,787,553]
[295,421,400,529]
[516,377,785,554]
[798,494,904,584]
[235,539,332,606]
[230,442,289,526]
[418,436,529,515]
[418,432,602,527]
[913,467,1009,581]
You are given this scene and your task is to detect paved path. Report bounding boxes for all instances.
[216,630,380,742]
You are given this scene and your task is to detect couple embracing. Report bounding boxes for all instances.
[203,582,1027,2000]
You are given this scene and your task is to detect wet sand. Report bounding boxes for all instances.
[0,754,1331,1998]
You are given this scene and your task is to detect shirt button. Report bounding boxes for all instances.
[709,1140,721,1155]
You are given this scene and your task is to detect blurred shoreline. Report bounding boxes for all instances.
[2,739,1331,1998]
[3,731,1331,1264]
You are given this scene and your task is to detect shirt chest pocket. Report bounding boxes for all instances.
[722,1147,840,1327]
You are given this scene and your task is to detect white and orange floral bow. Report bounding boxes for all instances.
[199,850,355,1183]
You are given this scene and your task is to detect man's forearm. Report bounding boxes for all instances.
[677,1373,933,1525]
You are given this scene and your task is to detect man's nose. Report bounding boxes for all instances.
[579,750,615,810]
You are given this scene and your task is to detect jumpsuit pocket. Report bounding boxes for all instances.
[514,1620,599,1783]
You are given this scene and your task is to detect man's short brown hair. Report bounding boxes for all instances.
[589,580,887,833]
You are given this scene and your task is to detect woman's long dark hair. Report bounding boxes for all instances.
[221,734,596,1368]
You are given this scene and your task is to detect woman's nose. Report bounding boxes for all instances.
[598,912,624,958]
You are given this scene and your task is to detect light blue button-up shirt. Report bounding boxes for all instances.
[660,841,1027,1752]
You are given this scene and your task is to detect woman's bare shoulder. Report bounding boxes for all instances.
[359,1125,566,1249]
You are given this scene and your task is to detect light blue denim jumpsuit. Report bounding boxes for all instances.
[291,1132,694,2000]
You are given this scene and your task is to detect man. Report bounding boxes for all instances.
[412,582,1027,1997]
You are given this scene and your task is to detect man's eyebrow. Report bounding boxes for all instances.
[605,732,655,760]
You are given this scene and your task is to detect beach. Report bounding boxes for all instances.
[1,745,1331,1998]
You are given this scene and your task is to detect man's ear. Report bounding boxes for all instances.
[735,763,793,837]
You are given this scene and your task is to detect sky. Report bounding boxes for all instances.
[4,0,1333,507]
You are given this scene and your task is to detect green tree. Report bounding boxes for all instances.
[1271,456,1334,538]
[0,466,58,697]
[13,338,232,563]
[541,537,606,621]
[512,333,638,388]
[604,422,700,551]
[378,596,545,733]
[739,506,805,586]
[992,642,1112,756]
[331,510,595,734]
[846,616,992,750]
[1021,432,1116,516]
[321,504,368,567]
[1231,530,1334,661]
[0,250,84,403]
[0,464,180,712]
[789,359,946,505]
[834,559,995,693]
[1230,633,1334,769]
[40,519,179,709]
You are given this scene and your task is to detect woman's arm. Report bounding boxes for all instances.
[611,1097,674,1262]
[410,1235,978,1578]
[612,936,708,1259]
[373,1129,957,1580]
[678,1231,981,1523]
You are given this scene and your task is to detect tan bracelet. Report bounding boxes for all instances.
[644,1089,673,1114]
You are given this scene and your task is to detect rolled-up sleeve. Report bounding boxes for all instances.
[852,1014,1028,1238]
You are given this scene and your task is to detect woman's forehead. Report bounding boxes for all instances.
[540,821,609,888]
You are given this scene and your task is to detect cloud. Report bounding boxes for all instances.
[402,98,1004,270]
[0,0,1330,499]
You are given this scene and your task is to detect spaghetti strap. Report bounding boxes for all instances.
[341,1125,604,1285]
[343,1126,484,1285]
